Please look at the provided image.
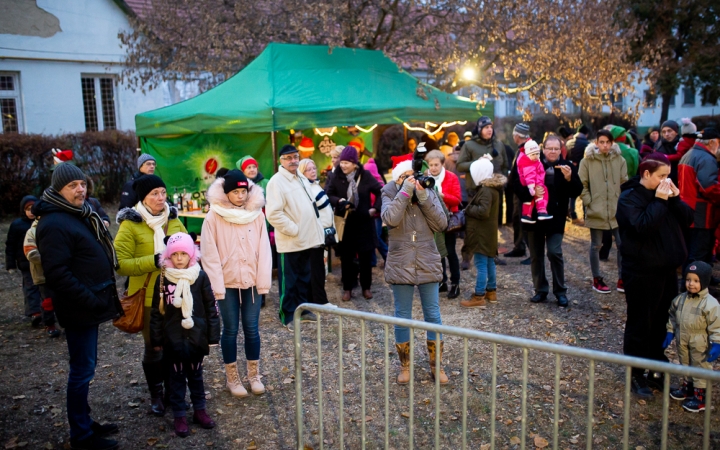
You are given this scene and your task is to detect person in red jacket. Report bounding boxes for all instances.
[425,150,462,298]
[678,128,720,267]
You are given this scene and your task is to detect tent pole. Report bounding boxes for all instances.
[271,131,278,173]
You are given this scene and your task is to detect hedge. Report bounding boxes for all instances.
[0,131,137,216]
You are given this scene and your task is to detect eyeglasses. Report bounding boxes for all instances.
[544,147,561,152]
[281,154,300,161]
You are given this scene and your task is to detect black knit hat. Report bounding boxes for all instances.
[699,128,720,140]
[51,162,86,191]
[279,144,298,156]
[685,261,713,291]
[577,124,590,135]
[557,126,572,139]
[222,169,249,194]
[132,174,166,202]
[660,120,679,134]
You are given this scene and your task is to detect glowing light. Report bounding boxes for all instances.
[354,124,378,133]
[314,127,337,136]
[403,121,468,136]
[461,66,477,81]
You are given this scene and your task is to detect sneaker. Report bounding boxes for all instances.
[70,435,119,450]
[537,212,553,220]
[630,376,653,398]
[174,416,190,437]
[617,279,625,293]
[90,421,119,437]
[192,409,216,429]
[46,325,61,338]
[682,388,706,412]
[670,381,692,401]
[300,311,317,323]
[31,313,42,327]
[521,257,531,265]
[460,294,487,309]
[521,215,536,224]
[503,248,526,258]
[592,277,611,294]
[438,282,448,293]
[494,256,507,266]
[447,284,461,299]
[285,321,295,332]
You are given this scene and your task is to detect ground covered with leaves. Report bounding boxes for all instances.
[0,212,718,449]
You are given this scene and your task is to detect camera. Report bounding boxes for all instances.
[412,142,435,189]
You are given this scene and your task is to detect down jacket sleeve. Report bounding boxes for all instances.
[255,214,273,295]
[114,222,158,277]
[465,189,492,220]
[200,213,226,300]
[417,189,448,233]
[441,171,462,211]
[381,185,412,228]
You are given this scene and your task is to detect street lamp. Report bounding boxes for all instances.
[461,66,477,81]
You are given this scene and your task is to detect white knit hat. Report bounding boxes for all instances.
[525,139,540,156]
[470,155,494,185]
[680,118,697,136]
[391,160,413,182]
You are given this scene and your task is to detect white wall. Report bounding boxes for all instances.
[630,80,720,129]
[0,0,166,134]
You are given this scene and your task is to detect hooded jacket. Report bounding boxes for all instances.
[464,174,507,257]
[33,199,122,329]
[114,206,186,307]
[266,166,325,253]
[150,270,221,361]
[381,182,447,285]
[567,133,590,165]
[5,195,37,271]
[667,289,720,350]
[578,143,628,230]
[678,141,720,229]
[456,134,508,192]
[616,176,693,273]
[607,125,640,177]
[200,179,272,299]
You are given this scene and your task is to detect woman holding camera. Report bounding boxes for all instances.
[325,146,383,301]
[383,160,449,385]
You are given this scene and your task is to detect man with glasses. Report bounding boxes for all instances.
[120,153,157,209]
[511,135,582,307]
[266,145,326,330]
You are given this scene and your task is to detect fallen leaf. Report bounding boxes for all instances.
[579,337,588,341]
[401,412,410,418]
[247,440,257,450]
[216,409,223,415]
[480,444,490,450]
[505,419,513,425]
[534,436,549,448]
[129,380,138,385]
[283,378,293,384]
[255,414,263,419]
[12,395,25,400]
[146,438,158,446]
[365,415,372,422]
[637,399,646,405]
[510,436,521,445]
[569,438,579,444]
[545,319,554,325]
[348,343,356,350]
[635,447,646,450]
[128,401,140,408]
[44,444,53,450]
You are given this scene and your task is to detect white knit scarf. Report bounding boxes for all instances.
[430,167,446,195]
[164,264,201,329]
[210,203,261,225]
[136,201,169,253]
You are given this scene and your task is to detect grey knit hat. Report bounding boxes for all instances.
[513,122,531,138]
[51,162,86,191]
[137,153,156,170]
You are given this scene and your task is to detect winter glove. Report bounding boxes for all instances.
[337,200,354,211]
[662,332,674,349]
[415,187,429,203]
[708,343,720,362]
[154,254,161,268]
[401,177,415,196]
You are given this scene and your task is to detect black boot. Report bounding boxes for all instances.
[142,362,165,416]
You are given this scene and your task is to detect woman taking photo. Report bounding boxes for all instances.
[616,153,693,398]
[201,169,272,398]
[115,174,187,416]
[383,160,449,385]
[326,147,383,301]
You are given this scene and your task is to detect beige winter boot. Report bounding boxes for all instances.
[246,360,266,395]
[225,362,249,398]
[395,342,411,385]
[426,340,449,384]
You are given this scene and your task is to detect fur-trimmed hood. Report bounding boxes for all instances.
[480,173,507,189]
[116,204,179,224]
[207,177,265,211]
[584,142,622,160]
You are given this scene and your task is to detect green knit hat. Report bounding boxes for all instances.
[236,155,259,172]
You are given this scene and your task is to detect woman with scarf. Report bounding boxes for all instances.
[425,150,462,298]
[326,146,383,301]
[201,169,272,398]
[115,174,186,417]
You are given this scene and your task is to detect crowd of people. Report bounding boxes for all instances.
[4,117,720,449]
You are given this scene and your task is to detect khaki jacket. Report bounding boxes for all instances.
[667,289,720,353]
[23,219,44,285]
[579,143,627,230]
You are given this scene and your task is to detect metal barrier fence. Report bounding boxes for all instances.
[293,304,719,450]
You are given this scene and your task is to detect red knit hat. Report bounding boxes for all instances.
[240,157,258,172]
[298,137,315,153]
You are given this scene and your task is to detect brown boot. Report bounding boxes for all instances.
[246,360,265,395]
[395,342,411,385]
[342,290,352,301]
[485,290,497,303]
[460,293,486,308]
[362,289,373,299]
[225,362,249,398]
[426,340,449,384]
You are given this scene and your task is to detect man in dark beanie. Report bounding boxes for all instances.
[119,153,157,210]
[654,120,681,183]
[265,145,325,330]
[33,163,122,450]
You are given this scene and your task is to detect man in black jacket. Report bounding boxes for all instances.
[34,163,122,450]
[119,153,156,209]
[512,135,583,306]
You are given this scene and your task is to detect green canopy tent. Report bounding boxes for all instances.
[136,42,491,226]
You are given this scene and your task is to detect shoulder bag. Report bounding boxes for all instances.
[334,174,361,242]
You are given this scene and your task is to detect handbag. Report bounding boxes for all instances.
[113,272,152,333]
[446,210,466,232]
[334,174,361,242]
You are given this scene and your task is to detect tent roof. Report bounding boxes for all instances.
[136,43,490,137]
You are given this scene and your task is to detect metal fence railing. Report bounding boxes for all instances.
[293,304,719,450]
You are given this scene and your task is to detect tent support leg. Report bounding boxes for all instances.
[271,131,278,173]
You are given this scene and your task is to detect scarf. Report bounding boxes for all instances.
[211,203,261,225]
[42,187,118,269]
[429,167,446,195]
[135,201,169,254]
[346,170,359,207]
[164,264,201,329]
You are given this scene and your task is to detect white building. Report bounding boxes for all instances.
[0,0,171,134]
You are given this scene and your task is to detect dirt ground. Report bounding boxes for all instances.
[0,205,718,450]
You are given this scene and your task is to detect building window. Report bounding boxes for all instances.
[81,76,117,131]
[668,92,676,107]
[613,93,624,110]
[644,90,657,108]
[506,99,520,116]
[0,72,22,133]
[683,87,696,106]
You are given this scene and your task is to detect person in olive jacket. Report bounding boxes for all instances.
[34,163,123,450]
[512,135,583,307]
[616,153,693,398]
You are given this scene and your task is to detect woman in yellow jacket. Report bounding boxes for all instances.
[114,174,186,416]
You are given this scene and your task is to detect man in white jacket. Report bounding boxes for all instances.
[266,144,326,329]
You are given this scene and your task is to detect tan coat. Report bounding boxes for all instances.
[579,143,628,230]
[23,219,44,285]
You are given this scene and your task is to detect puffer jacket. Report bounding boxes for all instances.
[579,142,628,230]
[201,178,272,299]
[114,206,186,307]
[23,219,44,285]
[381,182,447,285]
[266,166,325,253]
[150,270,221,361]
[464,174,507,257]
[667,289,720,349]
[456,135,508,192]
[678,141,720,230]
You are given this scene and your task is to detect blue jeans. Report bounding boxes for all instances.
[65,325,99,441]
[392,283,442,343]
[218,288,262,363]
[474,253,497,295]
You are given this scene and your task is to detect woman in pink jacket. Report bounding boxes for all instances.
[201,169,272,398]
